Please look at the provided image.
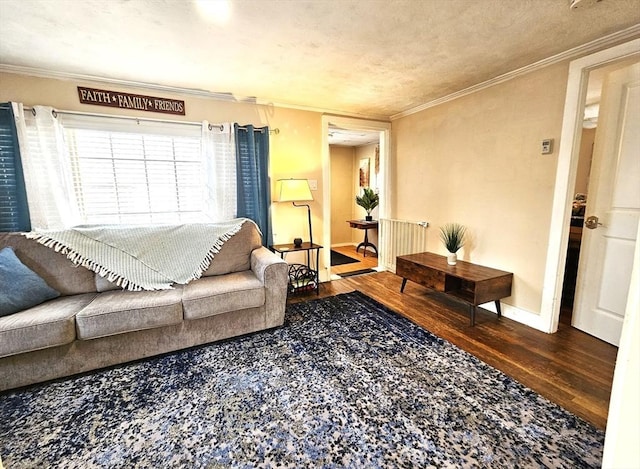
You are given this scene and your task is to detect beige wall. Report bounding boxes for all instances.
[0,71,324,268]
[392,62,569,314]
[330,145,355,245]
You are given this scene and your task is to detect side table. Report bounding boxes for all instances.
[347,219,379,257]
[271,242,323,295]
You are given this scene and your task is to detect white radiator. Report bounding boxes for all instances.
[379,218,429,272]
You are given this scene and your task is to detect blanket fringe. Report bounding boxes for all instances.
[187,220,247,283]
[25,232,156,291]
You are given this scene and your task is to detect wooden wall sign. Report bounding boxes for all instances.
[77,87,185,115]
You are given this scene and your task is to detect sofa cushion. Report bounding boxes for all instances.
[0,246,61,317]
[0,293,96,358]
[94,274,121,293]
[182,271,265,320]
[203,221,262,277]
[76,289,183,340]
[0,233,97,296]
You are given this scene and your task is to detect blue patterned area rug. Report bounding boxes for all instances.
[0,291,603,468]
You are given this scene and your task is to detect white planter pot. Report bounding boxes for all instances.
[447,252,457,265]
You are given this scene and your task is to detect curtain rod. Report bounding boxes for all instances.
[235,125,280,135]
[25,106,200,127]
[22,106,280,134]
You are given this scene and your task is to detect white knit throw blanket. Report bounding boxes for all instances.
[25,218,252,291]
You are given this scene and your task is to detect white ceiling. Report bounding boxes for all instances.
[1,0,639,122]
[328,125,379,146]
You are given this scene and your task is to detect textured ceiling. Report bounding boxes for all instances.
[1,0,639,119]
[328,124,379,146]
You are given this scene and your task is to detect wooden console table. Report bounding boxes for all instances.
[396,252,513,326]
[347,219,378,257]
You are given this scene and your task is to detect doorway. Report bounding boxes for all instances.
[328,131,380,278]
[560,58,639,330]
[320,116,391,282]
[559,65,603,325]
[542,38,640,338]
[571,60,639,345]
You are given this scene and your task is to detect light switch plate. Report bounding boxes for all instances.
[308,179,318,190]
[541,139,554,154]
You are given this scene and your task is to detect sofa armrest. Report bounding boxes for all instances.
[251,247,289,327]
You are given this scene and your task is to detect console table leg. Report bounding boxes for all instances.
[470,305,476,326]
[495,300,502,318]
[362,228,369,257]
[355,229,378,258]
[400,278,407,293]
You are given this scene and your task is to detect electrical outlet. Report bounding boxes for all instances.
[541,139,553,155]
[308,179,318,190]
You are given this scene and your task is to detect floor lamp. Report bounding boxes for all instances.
[276,178,313,247]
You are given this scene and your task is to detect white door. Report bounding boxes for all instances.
[573,62,640,346]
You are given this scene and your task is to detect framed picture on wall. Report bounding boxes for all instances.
[359,158,370,188]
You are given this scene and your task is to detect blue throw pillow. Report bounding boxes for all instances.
[0,247,60,317]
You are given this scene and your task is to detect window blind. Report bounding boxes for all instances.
[60,114,203,224]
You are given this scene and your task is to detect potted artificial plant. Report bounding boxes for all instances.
[355,187,379,221]
[440,223,466,265]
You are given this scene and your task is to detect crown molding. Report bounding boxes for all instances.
[0,64,241,101]
[390,24,640,121]
[0,64,388,121]
[253,98,388,121]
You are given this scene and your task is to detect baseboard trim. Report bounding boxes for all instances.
[480,302,547,332]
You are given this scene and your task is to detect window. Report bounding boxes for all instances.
[16,109,237,229]
[61,116,203,224]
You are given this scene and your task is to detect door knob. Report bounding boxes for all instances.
[585,215,603,229]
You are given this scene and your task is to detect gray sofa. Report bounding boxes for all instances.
[0,222,289,391]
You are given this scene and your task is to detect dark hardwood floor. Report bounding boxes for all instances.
[329,244,378,277]
[288,269,617,430]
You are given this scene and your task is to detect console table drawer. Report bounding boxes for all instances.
[396,257,446,291]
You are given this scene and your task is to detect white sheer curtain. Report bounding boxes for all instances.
[11,107,237,229]
[12,103,80,230]
[202,122,237,222]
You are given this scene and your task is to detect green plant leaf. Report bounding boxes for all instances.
[355,187,379,214]
[439,223,466,253]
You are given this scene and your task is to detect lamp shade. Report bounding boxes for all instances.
[276,179,313,202]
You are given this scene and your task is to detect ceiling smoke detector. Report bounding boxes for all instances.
[570,0,603,9]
